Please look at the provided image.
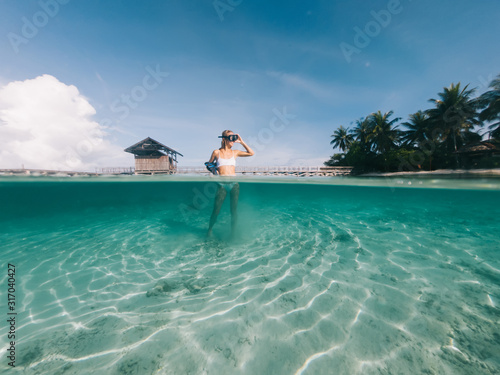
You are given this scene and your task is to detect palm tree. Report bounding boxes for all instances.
[426,83,481,153]
[401,111,430,147]
[477,74,500,139]
[401,111,440,170]
[330,126,354,152]
[350,117,372,151]
[367,110,401,154]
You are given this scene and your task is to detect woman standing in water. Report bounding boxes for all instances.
[206,130,254,237]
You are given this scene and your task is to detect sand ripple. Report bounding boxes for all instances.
[0,185,499,375]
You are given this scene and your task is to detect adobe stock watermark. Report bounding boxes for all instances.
[340,0,411,63]
[7,0,71,54]
[477,73,494,92]
[213,0,243,21]
[58,64,169,172]
[246,106,296,153]
[107,64,169,122]
[179,182,220,222]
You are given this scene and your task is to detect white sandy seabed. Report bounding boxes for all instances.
[0,178,499,374]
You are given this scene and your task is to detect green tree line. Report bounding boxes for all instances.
[326,74,500,173]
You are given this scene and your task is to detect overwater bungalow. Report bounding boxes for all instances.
[124,137,183,174]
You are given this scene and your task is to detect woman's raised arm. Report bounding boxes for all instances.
[234,135,254,157]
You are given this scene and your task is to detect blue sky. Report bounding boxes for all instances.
[0,0,499,170]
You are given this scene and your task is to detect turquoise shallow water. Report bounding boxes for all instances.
[0,176,499,374]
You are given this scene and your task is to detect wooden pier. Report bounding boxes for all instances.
[0,168,98,176]
[1,166,352,177]
[177,166,353,177]
[95,167,136,175]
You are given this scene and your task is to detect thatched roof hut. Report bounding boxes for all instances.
[456,140,500,168]
[456,140,500,156]
[125,137,183,174]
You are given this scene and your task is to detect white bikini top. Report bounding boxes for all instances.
[216,151,236,167]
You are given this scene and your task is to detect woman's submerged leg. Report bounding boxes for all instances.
[207,185,227,237]
[230,183,240,237]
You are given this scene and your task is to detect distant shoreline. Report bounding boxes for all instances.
[357,168,500,178]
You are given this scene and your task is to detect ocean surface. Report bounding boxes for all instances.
[0,175,499,375]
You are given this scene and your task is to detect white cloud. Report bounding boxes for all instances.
[266,71,345,102]
[0,75,130,171]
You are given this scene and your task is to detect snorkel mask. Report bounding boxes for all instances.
[218,134,239,142]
